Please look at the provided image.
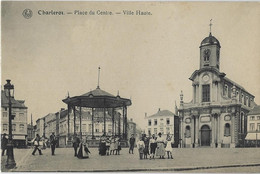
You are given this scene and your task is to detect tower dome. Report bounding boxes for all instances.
[200,33,221,48]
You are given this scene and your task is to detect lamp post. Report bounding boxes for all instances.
[4,79,16,169]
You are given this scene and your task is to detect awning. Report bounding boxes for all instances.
[245,133,260,140]
[13,135,26,140]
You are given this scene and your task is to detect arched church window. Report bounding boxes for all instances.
[185,126,191,138]
[224,123,230,137]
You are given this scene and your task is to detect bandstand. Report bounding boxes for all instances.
[62,85,131,147]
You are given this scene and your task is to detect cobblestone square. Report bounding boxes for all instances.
[1,147,260,172]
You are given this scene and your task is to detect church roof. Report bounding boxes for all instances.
[148,109,175,118]
[248,105,260,115]
[200,33,221,48]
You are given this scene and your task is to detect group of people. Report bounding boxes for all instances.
[99,135,121,156]
[31,132,57,156]
[73,134,91,159]
[137,133,174,160]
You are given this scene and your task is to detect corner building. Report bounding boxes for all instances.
[178,32,256,148]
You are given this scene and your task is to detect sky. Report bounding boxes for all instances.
[1,2,260,127]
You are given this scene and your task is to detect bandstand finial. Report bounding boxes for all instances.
[97,66,101,89]
[209,19,213,35]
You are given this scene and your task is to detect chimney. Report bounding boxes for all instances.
[130,118,133,122]
[158,108,161,112]
[145,113,147,118]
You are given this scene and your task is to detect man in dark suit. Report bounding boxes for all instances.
[50,132,57,156]
[72,134,80,157]
[129,134,135,154]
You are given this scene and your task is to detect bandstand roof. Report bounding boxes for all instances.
[62,87,132,108]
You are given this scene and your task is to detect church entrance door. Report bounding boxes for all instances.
[201,125,211,146]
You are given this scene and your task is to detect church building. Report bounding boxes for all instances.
[178,26,257,148]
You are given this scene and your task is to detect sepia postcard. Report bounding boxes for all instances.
[1,1,260,173]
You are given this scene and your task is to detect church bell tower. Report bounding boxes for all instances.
[199,20,221,70]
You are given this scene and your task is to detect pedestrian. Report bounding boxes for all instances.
[114,136,119,155]
[156,132,165,159]
[1,133,8,156]
[110,136,115,155]
[129,134,135,154]
[32,134,43,155]
[72,134,80,157]
[77,136,90,159]
[99,135,107,156]
[137,137,145,160]
[143,135,149,159]
[50,132,57,156]
[165,136,173,159]
[117,137,121,155]
[105,136,110,156]
[149,134,157,159]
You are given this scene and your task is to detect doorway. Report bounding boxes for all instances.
[201,125,211,146]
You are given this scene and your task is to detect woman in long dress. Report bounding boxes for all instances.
[110,136,115,155]
[165,136,173,159]
[156,132,166,159]
[99,135,107,156]
[77,137,90,159]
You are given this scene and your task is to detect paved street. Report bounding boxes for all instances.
[1,147,260,172]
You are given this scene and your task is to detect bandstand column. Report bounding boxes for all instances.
[112,108,115,136]
[67,104,70,144]
[73,107,76,135]
[92,108,94,139]
[103,107,106,136]
[118,110,121,138]
[125,106,128,140]
[122,107,125,139]
[79,104,82,140]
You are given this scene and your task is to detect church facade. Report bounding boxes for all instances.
[178,31,256,148]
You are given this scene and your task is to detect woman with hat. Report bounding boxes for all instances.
[156,132,165,159]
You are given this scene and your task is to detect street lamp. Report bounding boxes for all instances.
[4,79,16,169]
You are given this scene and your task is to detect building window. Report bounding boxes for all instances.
[3,124,8,131]
[82,124,86,132]
[154,128,157,134]
[250,123,255,131]
[154,119,157,126]
[3,112,7,117]
[19,124,24,132]
[202,85,210,102]
[257,124,260,131]
[185,126,191,138]
[160,127,164,134]
[12,124,16,132]
[166,118,170,125]
[148,119,151,126]
[88,124,92,133]
[257,116,260,120]
[250,116,255,121]
[19,113,24,120]
[224,85,228,96]
[224,123,230,136]
[241,94,244,104]
[244,96,247,106]
[166,127,170,133]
